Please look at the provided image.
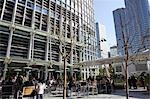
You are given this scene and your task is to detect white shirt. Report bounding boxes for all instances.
[37,83,46,94]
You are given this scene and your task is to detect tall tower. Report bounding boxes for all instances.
[113,8,127,56]
[113,0,150,76]
[96,22,101,58]
[113,0,150,56]
[124,0,150,53]
[99,23,108,58]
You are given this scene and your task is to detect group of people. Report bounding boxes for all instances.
[0,75,46,99]
[128,75,145,89]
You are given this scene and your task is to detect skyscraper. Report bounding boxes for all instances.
[113,0,150,56]
[96,23,108,58]
[0,0,97,79]
[113,0,150,75]
[124,0,150,53]
[113,8,127,56]
[96,22,101,58]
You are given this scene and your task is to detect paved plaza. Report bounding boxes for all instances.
[41,88,149,99]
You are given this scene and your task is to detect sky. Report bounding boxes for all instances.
[94,0,125,49]
[94,0,150,50]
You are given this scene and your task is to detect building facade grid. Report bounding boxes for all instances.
[0,0,97,79]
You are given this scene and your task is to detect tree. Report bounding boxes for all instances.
[54,28,76,99]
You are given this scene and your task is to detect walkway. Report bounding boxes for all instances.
[41,87,149,99]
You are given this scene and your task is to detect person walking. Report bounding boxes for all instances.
[131,75,137,89]
[140,76,145,89]
[128,77,132,89]
[36,80,46,99]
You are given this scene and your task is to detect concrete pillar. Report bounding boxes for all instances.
[87,68,89,79]
[70,44,74,77]
[3,63,8,80]
[6,29,13,57]
[22,0,28,25]
[31,0,36,28]
[3,27,14,80]
[84,68,86,80]
[45,65,48,80]
[12,0,19,24]
[28,33,34,60]
[0,0,6,20]
[45,35,49,81]
[59,43,62,63]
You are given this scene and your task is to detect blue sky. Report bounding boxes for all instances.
[94,0,150,49]
[94,0,125,49]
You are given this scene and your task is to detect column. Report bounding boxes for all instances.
[12,0,19,24]
[84,68,86,80]
[45,65,48,80]
[22,0,28,25]
[59,43,62,63]
[31,0,36,28]
[28,33,34,60]
[70,6,74,77]
[87,68,89,79]
[3,28,14,80]
[39,0,44,30]
[0,0,6,20]
[70,43,74,77]
[45,36,49,81]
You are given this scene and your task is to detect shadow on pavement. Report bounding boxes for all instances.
[112,89,149,99]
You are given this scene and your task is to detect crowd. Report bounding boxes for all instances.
[0,73,148,99]
[0,75,114,98]
[0,75,47,99]
[128,75,146,89]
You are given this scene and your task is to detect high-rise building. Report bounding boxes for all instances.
[124,0,150,53]
[113,8,127,56]
[113,0,150,75]
[96,23,108,58]
[110,45,118,57]
[95,22,109,78]
[0,0,97,79]
[95,22,101,58]
[109,45,123,74]
[113,0,150,56]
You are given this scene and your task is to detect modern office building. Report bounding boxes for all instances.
[124,0,150,53]
[109,45,123,74]
[110,45,118,57]
[113,0,150,56]
[113,0,150,75]
[95,22,101,58]
[96,23,108,58]
[0,0,97,80]
[113,8,127,56]
[94,22,109,78]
